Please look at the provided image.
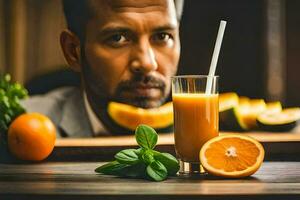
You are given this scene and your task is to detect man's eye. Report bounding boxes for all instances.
[106,34,129,47]
[152,33,172,43]
[111,34,126,42]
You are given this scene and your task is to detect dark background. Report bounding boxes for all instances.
[286,0,300,107]
[177,0,299,107]
[179,0,264,99]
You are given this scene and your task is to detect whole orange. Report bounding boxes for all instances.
[8,113,56,161]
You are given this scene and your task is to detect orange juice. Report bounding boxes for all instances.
[173,93,219,162]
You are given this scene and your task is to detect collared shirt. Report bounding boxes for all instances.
[83,92,109,136]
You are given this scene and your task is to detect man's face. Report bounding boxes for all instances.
[82,0,180,108]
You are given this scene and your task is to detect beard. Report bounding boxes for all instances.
[114,74,167,108]
[81,50,169,109]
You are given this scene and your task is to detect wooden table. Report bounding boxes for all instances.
[1,161,300,200]
[52,132,300,161]
[1,131,300,199]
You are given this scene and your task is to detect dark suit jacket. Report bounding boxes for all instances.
[21,87,94,137]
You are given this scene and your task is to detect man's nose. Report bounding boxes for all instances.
[129,41,158,74]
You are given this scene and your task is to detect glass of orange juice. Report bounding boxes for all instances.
[172,75,219,175]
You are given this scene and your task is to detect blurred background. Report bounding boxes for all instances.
[0,0,299,106]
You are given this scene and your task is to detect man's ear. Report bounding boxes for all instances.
[60,30,82,72]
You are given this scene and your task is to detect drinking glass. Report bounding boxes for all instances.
[172,75,219,175]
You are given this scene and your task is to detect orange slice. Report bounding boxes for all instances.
[200,134,264,178]
[240,99,266,129]
[108,101,173,130]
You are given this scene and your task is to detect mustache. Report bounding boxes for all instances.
[116,75,166,91]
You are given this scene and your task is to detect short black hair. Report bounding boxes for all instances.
[62,0,184,41]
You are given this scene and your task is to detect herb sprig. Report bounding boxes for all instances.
[95,125,179,181]
[0,74,28,144]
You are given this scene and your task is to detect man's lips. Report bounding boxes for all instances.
[135,88,160,96]
[125,83,163,89]
[121,86,162,98]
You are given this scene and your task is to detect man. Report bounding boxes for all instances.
[22,0,184,137]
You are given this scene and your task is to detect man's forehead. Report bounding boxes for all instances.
[88,0,173,13]
[109,0,168,8]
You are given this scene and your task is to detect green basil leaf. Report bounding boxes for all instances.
[154,152,179,176]
[117,162,147,178]
[95,161,146,178]
[141,149,155,165]
[95,161,129,175]
[146,160,168,181]
[135,124,158,149]
[115,149,140,164]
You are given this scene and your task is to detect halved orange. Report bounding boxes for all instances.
[200,134,264,178]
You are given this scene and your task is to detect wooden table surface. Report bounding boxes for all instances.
[51,132,300,161]
[2,131,300,199]
[1,161,300,200]
[55,131,300,147]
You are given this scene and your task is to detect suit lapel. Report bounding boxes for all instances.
[59,89,93,137]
